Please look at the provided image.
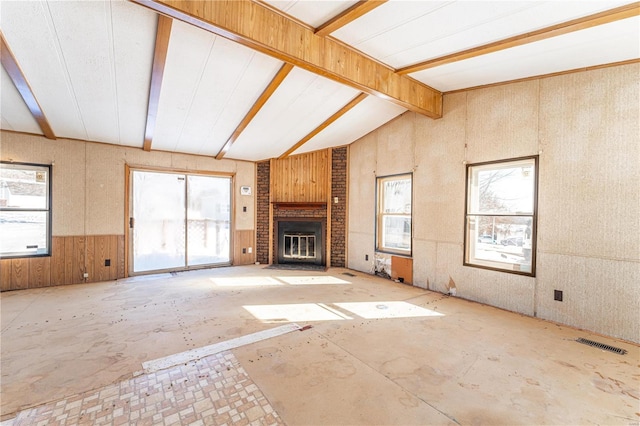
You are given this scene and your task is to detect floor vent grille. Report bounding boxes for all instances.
[576,338,627,355]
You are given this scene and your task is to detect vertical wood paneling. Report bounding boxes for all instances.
[0,259,12,291]
[86,236,95,283]
[64,237,74,285]
[271,150,329,203]
[73,237,85,284]
[11,258,29,290]
[50,237,66,286]
[234,230,255,265]
[109,235,118,280]
[94,235,110,282]
[0,234,126,292]
[117,235,125,279]
[29,257,51,287]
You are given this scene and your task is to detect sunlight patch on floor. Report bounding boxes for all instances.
[275,276,351,285]
[243,303,349,322]
[209,276,283,286]
[334,301,444,319]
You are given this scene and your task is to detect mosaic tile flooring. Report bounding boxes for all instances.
[7,352,283,426]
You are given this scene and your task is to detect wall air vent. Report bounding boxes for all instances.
[576,338,627,355]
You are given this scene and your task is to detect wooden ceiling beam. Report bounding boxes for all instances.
[398,2,640,75]
[279,92,367,159]
[143,15,172,152]
[130,0,442,119]
[0,31,56,140]
[315,1,388,37]
[216,63,293,160]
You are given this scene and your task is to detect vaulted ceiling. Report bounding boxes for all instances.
[1,0,638,161]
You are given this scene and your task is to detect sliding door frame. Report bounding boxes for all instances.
[124,164,235,277]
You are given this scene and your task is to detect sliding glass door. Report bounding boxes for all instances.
[186,175,231,266]
[131,170,231,274]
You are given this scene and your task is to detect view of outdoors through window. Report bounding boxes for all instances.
[465,157,536,274]
[132,171,231,273]
[0,162,50,257]
[377,175,412,254]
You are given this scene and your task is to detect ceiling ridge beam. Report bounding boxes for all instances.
[216,63,294,160]
[0,31,56,140]
[279,92,367,159]
[130,0,442,119]
[315,0,388,37]
[398,2,640,75]
[143,15,173,152]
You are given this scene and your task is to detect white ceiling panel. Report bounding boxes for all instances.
[152,20,218,153]
[152,20,284,156]
[0,66,43,135]
[46,1,136,144]
[262,0,358,28]
[226,66,360,161]
[2,0,637,161]
[110,0,157,147]
[332,0,637,68]
[0,0,87,139]
[292,95,406,156]
[410,17,640,92]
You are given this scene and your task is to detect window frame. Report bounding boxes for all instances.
[0,161,52,259]
[375,173,413,256]
[463,156,538,276]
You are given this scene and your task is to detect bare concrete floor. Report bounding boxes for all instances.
[1,265,638,425]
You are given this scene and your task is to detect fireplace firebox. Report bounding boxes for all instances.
[276,220,324,266]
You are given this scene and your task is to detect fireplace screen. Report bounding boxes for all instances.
[283,233,316,259]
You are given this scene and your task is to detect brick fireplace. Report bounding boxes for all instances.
[273,203,327,266]
[255,147,347,267]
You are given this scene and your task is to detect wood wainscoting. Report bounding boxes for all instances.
[234,230,256,266]
[0,235,125,292]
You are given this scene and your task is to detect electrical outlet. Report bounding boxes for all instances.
[243,206,247,212]
[365,254,369,261]
[105,259,111,267]
[554,290,563,301]
[242,248,246,254]
[83,272,89,278]
[248,247,252,253]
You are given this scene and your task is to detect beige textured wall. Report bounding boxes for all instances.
[0,133,256,235]
[348,63,640,343]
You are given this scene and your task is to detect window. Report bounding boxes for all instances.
[464,156,537,275]
[0,162,51,258]
[376,174,412,255]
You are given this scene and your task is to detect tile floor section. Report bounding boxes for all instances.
[6,352,283,426]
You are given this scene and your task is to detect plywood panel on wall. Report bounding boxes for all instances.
[271,150,329,203]
[391,256,413,285]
